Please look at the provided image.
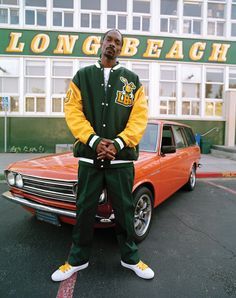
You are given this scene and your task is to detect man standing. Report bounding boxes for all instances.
[51,29,154,281]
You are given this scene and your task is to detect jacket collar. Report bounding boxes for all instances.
[95,60,121,70]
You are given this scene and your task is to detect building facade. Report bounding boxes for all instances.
[0,0,236,153]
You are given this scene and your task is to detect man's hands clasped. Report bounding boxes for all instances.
[96,139,117,160]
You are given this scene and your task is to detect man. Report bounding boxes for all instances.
[51,29,154,281]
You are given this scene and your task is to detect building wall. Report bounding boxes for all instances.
[0,117,225,153]
[0,117,73,153]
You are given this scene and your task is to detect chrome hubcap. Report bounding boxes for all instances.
[190,168,196,187]
[134,194,152,237]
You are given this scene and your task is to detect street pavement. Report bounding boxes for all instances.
[0,152,236,179]
[1,179,236,297]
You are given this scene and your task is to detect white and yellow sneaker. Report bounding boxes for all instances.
[51,262,89,282]
[121,260,154,279]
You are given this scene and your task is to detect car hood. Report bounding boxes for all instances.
[6,153,78,181]
[6,151,156,180]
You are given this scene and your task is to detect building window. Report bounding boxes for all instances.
[159,65,177,115]
[231,1,236,36]
[207,1,225,36]
[51,61,73,113]
[160,0,178,33]
[25,96,45,112]
[229,68,236,89]
[182,84,200,115]
[181,65,201,116]
[25,0,47,26]
[80,0,101,29]
[131,63,149,98]
[183,1,202,35]
[107,0,127,30]
[53,0,74,27]
[0,0,19,25]
[0,58,19,113]
[205,68,224,117]
[231,23,236,36]
[25,60,46,113]
[132,0,150,32]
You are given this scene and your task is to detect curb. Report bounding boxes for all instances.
[197,172,236,178]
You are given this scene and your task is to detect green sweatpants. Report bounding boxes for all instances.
[68,162,139,266]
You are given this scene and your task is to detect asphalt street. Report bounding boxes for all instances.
[0,179,236,298]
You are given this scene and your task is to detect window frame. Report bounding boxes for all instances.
[207,1,226,37]
[131,62,150,99]
[51,60,73,114]
[183,0,203,35]
[0,1,19,25]
[24,59,46,114]
[0,58,20,114]
[159,65,177,116]
[204,67,224,118]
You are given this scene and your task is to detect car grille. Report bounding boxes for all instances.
[21,175,76,203]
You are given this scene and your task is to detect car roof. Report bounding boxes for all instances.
[148,119,191,128]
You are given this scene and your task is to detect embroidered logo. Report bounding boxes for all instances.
[115,77,136,107]
[64,89,72,103]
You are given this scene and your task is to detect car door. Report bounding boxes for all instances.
[172,125,189,185]
[158,125,182,203]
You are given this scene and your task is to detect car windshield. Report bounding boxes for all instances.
[139,123,159,152]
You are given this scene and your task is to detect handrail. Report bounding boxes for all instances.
[201,127,219,137]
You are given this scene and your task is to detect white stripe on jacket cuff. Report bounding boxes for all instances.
[114,137,125,150]
[89,135,100,148]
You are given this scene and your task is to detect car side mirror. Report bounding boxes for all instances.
[161,145,176,154]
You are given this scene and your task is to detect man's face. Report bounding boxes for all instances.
[101,30,123,60]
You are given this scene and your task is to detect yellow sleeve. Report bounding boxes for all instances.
[117,85,148,147]
[64,81,96,144]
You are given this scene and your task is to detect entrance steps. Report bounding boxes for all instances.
[211,145,236,161]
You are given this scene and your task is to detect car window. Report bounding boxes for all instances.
[162,125,174,147]
[172,125,186,149]
[140,123,159,152]
[183,127,197,146]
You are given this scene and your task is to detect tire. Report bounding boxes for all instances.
[133,187,153,243]
[184,165,196,191]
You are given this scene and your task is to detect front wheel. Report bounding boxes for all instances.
[184,165,196,191]
[133,187,153,243]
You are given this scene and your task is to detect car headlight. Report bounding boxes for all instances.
[15,174,24,188]
[7,172,15,186]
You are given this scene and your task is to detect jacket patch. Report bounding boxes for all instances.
[65,89,72,103]
[115,76,136,107]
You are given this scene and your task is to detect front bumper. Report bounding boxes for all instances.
[2,191,115,223]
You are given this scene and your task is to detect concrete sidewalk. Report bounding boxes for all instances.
[197,154,236,178]
[0,152,236,180]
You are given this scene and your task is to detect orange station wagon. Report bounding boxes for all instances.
[3,120,200,242]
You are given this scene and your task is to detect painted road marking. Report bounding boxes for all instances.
[205,180,236,195]
[56,272,77,298]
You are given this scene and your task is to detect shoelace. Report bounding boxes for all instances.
[59,262,72,273]
[136,261,148,271]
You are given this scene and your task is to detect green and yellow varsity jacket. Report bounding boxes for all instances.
[64,60,148,164]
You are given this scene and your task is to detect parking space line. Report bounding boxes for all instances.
[204,181,236,195]
[56,272,77,298]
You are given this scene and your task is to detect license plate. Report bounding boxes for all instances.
[35,210,61,226]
